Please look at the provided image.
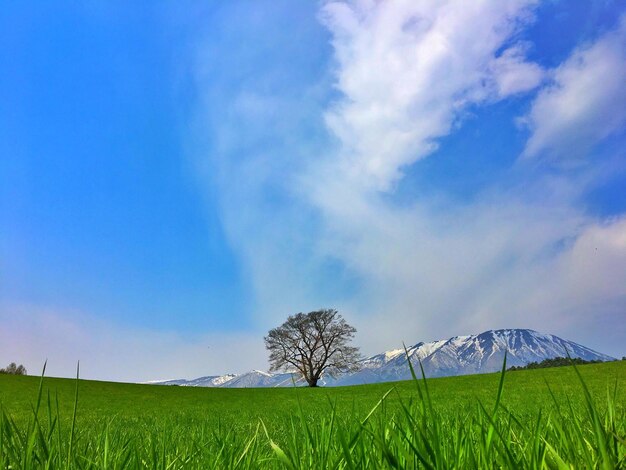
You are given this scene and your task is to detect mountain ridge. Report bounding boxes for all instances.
[147,328,615,388]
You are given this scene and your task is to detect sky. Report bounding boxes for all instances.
[1,1,625,382]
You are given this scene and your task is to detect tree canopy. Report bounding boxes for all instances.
[0,362,27,375]
[508,356,604,371]
[264,309,361,387]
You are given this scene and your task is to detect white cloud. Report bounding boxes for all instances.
[308,178,626,357]
[488,44,545,97]
[189,1,626,370]
[6,3,624,385]
[522,15,626,161]
[295,1,626,357]
[319,0,542,191]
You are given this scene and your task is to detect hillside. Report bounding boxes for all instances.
[1,360,624,468]
[1,360,623,424]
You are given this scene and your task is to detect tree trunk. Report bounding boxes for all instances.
[307,377,318,387]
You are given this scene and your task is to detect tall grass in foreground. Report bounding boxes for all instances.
[0,358,624,469]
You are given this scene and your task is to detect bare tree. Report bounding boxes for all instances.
[264,309,361,387]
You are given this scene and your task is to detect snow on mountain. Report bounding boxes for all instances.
[150,370,329,388]
[220,370,298,388]
[148,329,615,388]
[147,374,237,387]
[336,329,615,384]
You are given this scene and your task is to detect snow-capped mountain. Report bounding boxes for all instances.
[148,329,615,388]
[147,370,329,388]
[218,370,300,388]
[333,329,615,385]
[149,374,237,387]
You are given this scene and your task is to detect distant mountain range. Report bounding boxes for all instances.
[148,329,615,388]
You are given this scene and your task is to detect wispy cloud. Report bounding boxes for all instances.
[6,2,624,382]
[521,15,626,161]
[319,0,542,190]
[189,1,626,364]
[205,1,626,353]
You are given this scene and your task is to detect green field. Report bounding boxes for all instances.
[1,360,625,468]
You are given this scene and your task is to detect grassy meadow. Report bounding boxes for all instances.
[0,360,624,468]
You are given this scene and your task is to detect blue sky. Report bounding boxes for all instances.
[1,1,625,381]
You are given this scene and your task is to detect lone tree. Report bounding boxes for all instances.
[264,309,361,387]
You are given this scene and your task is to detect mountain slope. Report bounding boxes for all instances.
[149,329,615,388]
[335,329,615,385]
[147,374,237,387]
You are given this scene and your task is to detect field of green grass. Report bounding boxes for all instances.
[1,360,624,468]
